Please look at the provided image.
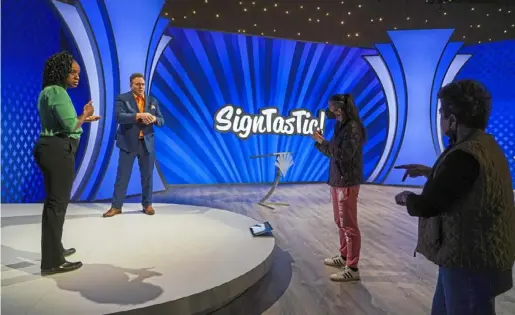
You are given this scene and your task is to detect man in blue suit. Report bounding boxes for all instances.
[103,73,164,217]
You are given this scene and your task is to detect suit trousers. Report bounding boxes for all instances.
[112,139,155,209]
[34,136,77,269]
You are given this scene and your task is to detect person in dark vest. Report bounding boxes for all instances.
[395,79,515,315]
[312,94,366,282]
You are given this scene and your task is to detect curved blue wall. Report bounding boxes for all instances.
[2,1,514,203]
[457,41,515,185]
[151,28,388,184]
[1,0,91,203]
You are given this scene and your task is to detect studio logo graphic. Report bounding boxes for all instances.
[214,105,327,139]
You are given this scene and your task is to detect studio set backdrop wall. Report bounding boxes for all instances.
[1,0,514,204]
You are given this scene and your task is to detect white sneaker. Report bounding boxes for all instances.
[330,266,360,282]
[324,255,346,267]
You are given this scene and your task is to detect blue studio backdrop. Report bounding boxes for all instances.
[2,0,514,203]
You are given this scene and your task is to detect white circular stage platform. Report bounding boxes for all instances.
[1,203,275,315]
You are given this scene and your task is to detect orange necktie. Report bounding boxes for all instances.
[136,95,145,138]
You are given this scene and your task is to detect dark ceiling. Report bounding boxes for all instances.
[162,0,515,48]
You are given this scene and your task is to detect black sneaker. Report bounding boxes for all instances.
[41,261,82,275]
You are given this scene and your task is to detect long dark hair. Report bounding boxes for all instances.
[330,94,366,144]
[42,51,74,89]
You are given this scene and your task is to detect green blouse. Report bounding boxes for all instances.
[37,85,82,139]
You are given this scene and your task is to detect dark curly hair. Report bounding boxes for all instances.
[42,51,75,89]
[329,94,367,144]
[438,79,492,130]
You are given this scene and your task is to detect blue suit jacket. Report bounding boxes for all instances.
[115,92,164,153]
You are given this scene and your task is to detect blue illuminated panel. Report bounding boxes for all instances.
[72,0,119,201]
[4,0,515,205]
[1,0,89,203]
[50,0,168,201]
[93,0,167,200]
[1,0,61,203]
[53,1,102,199]
[366,29,473,185]
[151,28,388,184]
[457,40,515,186]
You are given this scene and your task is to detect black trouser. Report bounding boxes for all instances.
[34,136,78,269]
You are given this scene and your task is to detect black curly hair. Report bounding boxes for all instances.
[438,79,492,130]
[42,51,75,89]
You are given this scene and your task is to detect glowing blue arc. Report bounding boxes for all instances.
[74,0,118,201]
[381,29,456,185]
[93,0,167,200]
[52,1,101,198]
[364,55,397,182]
[436,54,472,153]
[52,0,169,201]
[148,35,172,93]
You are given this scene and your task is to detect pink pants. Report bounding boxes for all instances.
[330,186,361,268]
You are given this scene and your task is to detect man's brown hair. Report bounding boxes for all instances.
[130,73,144,84]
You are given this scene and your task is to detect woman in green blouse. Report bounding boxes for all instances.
[34,51,99,275]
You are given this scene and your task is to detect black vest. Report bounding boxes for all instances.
[416,130,515,270]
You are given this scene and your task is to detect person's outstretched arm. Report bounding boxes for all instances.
[405,150,479,218]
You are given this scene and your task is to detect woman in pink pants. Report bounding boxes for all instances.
[313,94,366,282]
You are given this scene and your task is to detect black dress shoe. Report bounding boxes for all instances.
[63,248,76,257]
[41,261,83,275]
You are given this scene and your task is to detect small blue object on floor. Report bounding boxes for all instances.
[250,221,273,236]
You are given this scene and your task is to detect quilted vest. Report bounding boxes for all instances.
[416,130,515,270]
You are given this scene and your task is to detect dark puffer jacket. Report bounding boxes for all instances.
[314,119,364,188]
